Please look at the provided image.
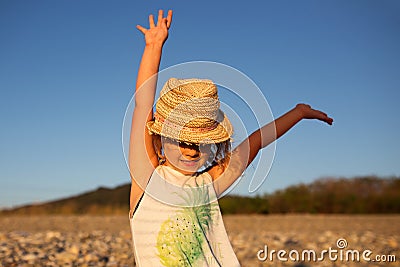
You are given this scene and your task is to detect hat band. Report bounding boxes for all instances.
[154,113,219,133]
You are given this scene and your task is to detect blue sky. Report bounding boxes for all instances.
[1,0,399,208]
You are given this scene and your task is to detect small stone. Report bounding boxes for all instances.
[46,231,61,240]
[84,253,98,262]
[388,238,398,249]
[55,251,78,262]
[68,245,80,255]
[22,253,37,261]
[284,237,299,246]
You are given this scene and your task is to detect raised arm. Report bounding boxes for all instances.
[129,10,172,211]
[211,103,333,196]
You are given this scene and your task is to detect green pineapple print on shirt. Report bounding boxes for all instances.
[156,179,218,266]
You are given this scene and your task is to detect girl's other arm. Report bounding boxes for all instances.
[129,10,172,212]
[244,103,333,166]
[212,104,333,196]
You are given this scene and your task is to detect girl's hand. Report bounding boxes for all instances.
[296,103,334,125]
[136,10,173,46]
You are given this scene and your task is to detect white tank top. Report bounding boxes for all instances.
[130,165,241,266]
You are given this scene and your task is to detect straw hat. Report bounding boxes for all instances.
[147,78,233,144]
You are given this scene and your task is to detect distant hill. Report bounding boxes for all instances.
[266,176,400,213]
[1,176,399,215]
[0,184,131,215]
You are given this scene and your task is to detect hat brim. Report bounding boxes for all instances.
[147,111,233,144]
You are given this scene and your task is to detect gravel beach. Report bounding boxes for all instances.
[0,214,399,266]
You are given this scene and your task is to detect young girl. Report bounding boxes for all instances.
[129,10,333,267]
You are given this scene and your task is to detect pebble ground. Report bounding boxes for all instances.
[0,214,399,266]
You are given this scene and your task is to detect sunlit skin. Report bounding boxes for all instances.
[162,138,216,175]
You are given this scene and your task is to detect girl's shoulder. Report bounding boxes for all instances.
[207,163,226,181]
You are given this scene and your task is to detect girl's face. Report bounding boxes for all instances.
[162,137,216,175]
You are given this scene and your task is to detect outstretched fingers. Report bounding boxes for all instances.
[166,10,173,28]
[297,104,333,125]
[157,10,163,26]
[324,116,334,125]
[136,24,147,34]
[136,10,173,36]
[314,109,333,125]
[149,14,155,28]
[158,10,172,29]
